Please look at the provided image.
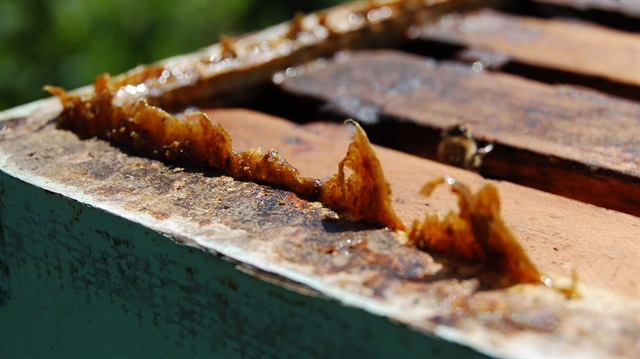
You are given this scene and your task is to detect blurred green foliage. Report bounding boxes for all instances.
[0,0,344,110]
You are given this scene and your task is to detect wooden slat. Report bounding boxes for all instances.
[415,9,640,89]
[533,0,640,18]
[276,50,640,216]
[211,109,639,299]
[79,0,475,111]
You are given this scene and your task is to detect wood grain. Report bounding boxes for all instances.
[211,109,639,299]
[415,9,640,88]
[277,50,640,216]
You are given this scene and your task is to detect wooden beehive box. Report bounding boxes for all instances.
[1,1,638,358]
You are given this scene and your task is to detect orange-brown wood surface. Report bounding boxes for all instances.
[417,9,640,87]
[210,108,639,299]
[277,50,640,216]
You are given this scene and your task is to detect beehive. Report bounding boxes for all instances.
[1,1,638,357]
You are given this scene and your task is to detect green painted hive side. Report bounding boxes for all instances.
[0,172,487,359]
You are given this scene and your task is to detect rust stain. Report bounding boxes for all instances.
[151,211,171,221]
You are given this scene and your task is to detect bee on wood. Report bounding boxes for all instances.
[437,124,493,171]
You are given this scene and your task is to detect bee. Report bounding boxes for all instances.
[437,124,493,171]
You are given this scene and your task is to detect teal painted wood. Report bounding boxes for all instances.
[0,172,487,359]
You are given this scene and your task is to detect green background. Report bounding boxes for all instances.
[0,0,344,111]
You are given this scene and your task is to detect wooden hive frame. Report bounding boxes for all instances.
[1,0,638,358]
